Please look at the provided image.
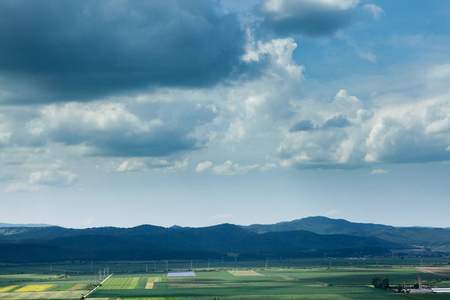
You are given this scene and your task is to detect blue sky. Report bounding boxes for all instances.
[0,0,449,228]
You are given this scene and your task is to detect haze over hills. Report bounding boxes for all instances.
[242,216,450,248]
[0,216,448,263]
[0,222,51,228]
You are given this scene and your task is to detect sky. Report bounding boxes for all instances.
[1,0,449,229]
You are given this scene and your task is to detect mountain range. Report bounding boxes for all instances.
[0,222,51,228]
[0,217,448,263]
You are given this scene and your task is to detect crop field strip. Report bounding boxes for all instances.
[136,277,148,289]
[14,284,56,292]
[0,290,90,299]
[90,268,450,299]
[100,277,140,290]
[228,270,264,276]
[1,262,449,299]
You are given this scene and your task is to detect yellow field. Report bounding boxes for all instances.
[228,270,263,276]
[14,284,56,292]
[145,282,154,289]
[0,285,18,292]
[0,290,90,299]
[70,284,85,291]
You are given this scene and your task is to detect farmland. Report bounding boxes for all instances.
[0,258,449,299]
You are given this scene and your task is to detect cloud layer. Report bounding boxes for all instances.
[257,0,360,37]
[0,0,246,103]
[0,0,449,198]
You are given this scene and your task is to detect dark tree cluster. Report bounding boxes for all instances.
[372,277,390,289]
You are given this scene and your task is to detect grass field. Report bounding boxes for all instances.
[0,259,449,299]
[101,277,140,289]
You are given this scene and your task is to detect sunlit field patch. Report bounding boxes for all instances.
[14,284,56,292]
[229,270,263,276]
[0,285,17,292]
[100,277,139,290]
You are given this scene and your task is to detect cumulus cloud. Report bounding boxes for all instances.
[116,158,188,172]
[279,86,450,168]
[5,182,39,193]
[29,171,77,187]
[27,101,208,157]
[0,0,246,103]
[196,161,213,173]
[257,0,360,37]
[364,94,450,163]
[212,160,259,175]
[278,90,369,167]
[363,4,384,19]
[116,159,148,172]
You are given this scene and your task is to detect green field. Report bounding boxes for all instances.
[0,259,449,299]
[101,277,140,290]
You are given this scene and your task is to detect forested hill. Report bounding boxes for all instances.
[243,216,450,247]
[0,223,400,263]
[0,216,447,263]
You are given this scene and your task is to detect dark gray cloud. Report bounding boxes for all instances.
[289,120,315,132]
[322,115,351,129]
[32,101,215,157]
[257,0,358,37]
[0,0,246,103]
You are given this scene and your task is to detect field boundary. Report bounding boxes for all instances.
[85,273,113,298]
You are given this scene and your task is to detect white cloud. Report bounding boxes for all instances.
[279,86,450,168]
[29,102,159,135]
[371,169,387,175]
[278,90,369,167]
[81,217,96,227]
[29,171,77,187]
[196,161,213,173]
[326,209,340,216]
[25,101,201,157]
[357,50,376,63]
[212,160,259,175]
[5,182,39,193]
[363,4,384,19]
[242,33,304,80]
[116,158,188,173]
[116,159,148,172]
